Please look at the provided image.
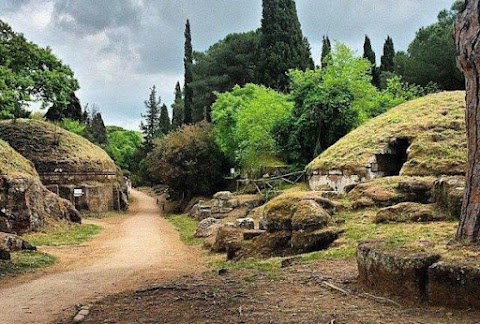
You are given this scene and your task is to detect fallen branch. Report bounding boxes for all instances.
[321,281,349,295]
[360,292,402,307]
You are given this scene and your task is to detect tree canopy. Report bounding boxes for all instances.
[211,84,293,174]
[0,20,79,119]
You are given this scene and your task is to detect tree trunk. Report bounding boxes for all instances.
[455,0,480,242]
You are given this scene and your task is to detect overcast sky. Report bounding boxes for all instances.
[1,0,454,130]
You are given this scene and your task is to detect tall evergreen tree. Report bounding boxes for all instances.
[45,92,84,122]
[321,36,331,68]
[86,107,107,146]
[183,19,194,124]
[380,36,395,72]
[140,86,161,151]
[363,35,381,88]
[159,103,171,135]
[257,0,314,92]
[171,82,184,130]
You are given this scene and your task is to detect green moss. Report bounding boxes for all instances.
[23,223,102,246]
[0,251,57,278]
[308,91,466,176]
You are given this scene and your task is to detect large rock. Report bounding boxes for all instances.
[374,202,440,223]
[291,200,332,231]
[234,231,293,260]
[291,228,343,253]
[0,232,36,252]
[210,226,243,253]
[263,198,332,233]
[357,241,441,304]
[433,176,464,219]
[194,218,222,238]
[236,218,255,230]
[213,191,233,201]
[348,177,435,208]
[427,260,480,309]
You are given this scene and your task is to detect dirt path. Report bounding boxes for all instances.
[0,189,205,324]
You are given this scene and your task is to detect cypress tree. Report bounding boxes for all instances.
[159,103,171,135]
[183,19,194,124]
[171,81,184,130]
[363,35,381,88]
[87,109,107,146]
[321,36,331,68]
[257,0,314,92]
[140,86,161,151]
[380,36,395,73]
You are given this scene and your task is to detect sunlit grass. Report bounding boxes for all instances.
[23,223,102,246]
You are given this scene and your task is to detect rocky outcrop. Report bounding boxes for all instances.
[357,241,441,304]
[433,176,464,219]
[348,176,435,208]
[0,232,36,252]
[189,192,264,220]
[194,218,222,238]
[427,260,480,308]
[374,202,440,223]
[0,175,80,235]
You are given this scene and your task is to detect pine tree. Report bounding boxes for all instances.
[45,92,83,121]
[171,82,184,130]
[363,35,381,88]
[257,0,314,92]
[380,36,395,73]
[321,36,331,68]
[183,19,194,124]
[140,86,161,151]
[159,103,171,135]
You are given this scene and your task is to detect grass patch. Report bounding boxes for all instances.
[23,223,102,246]
[165,214,203,247]
[212,256,281,273]
[0,251,57,278]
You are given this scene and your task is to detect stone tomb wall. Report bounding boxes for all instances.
[42,173,127,213]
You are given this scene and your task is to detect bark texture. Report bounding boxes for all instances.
[455,0,480,242]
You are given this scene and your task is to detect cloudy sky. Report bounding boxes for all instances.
[1,0,454,130]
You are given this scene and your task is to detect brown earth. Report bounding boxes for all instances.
[0,190,205,324]
[70,260,480,324]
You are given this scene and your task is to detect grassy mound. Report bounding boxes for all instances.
[308,91,466,177]
[0,139,37,177]
[0,119,116,173]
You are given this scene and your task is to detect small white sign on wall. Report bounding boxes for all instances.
[73,188,84,197]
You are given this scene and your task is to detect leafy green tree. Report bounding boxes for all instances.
[159,103,171,135]
[106,126,143,171]
[171,82,184,130]
[257,0,314,92]
[363,35,381,88]
[321,36,332,68]
[57,118,87,137]
[211,84,293,174]
[191,30,260,122]
[146,122,226,197]
[0,20,79,119]
[380,36,395,73]
[140,86,161,151]
[183,19,194,124]
[394,2,464,90]
[275,43,405,167]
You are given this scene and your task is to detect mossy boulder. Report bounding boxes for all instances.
[348,176,435,208]
[262,192,334,232]
[374,202,442,223]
